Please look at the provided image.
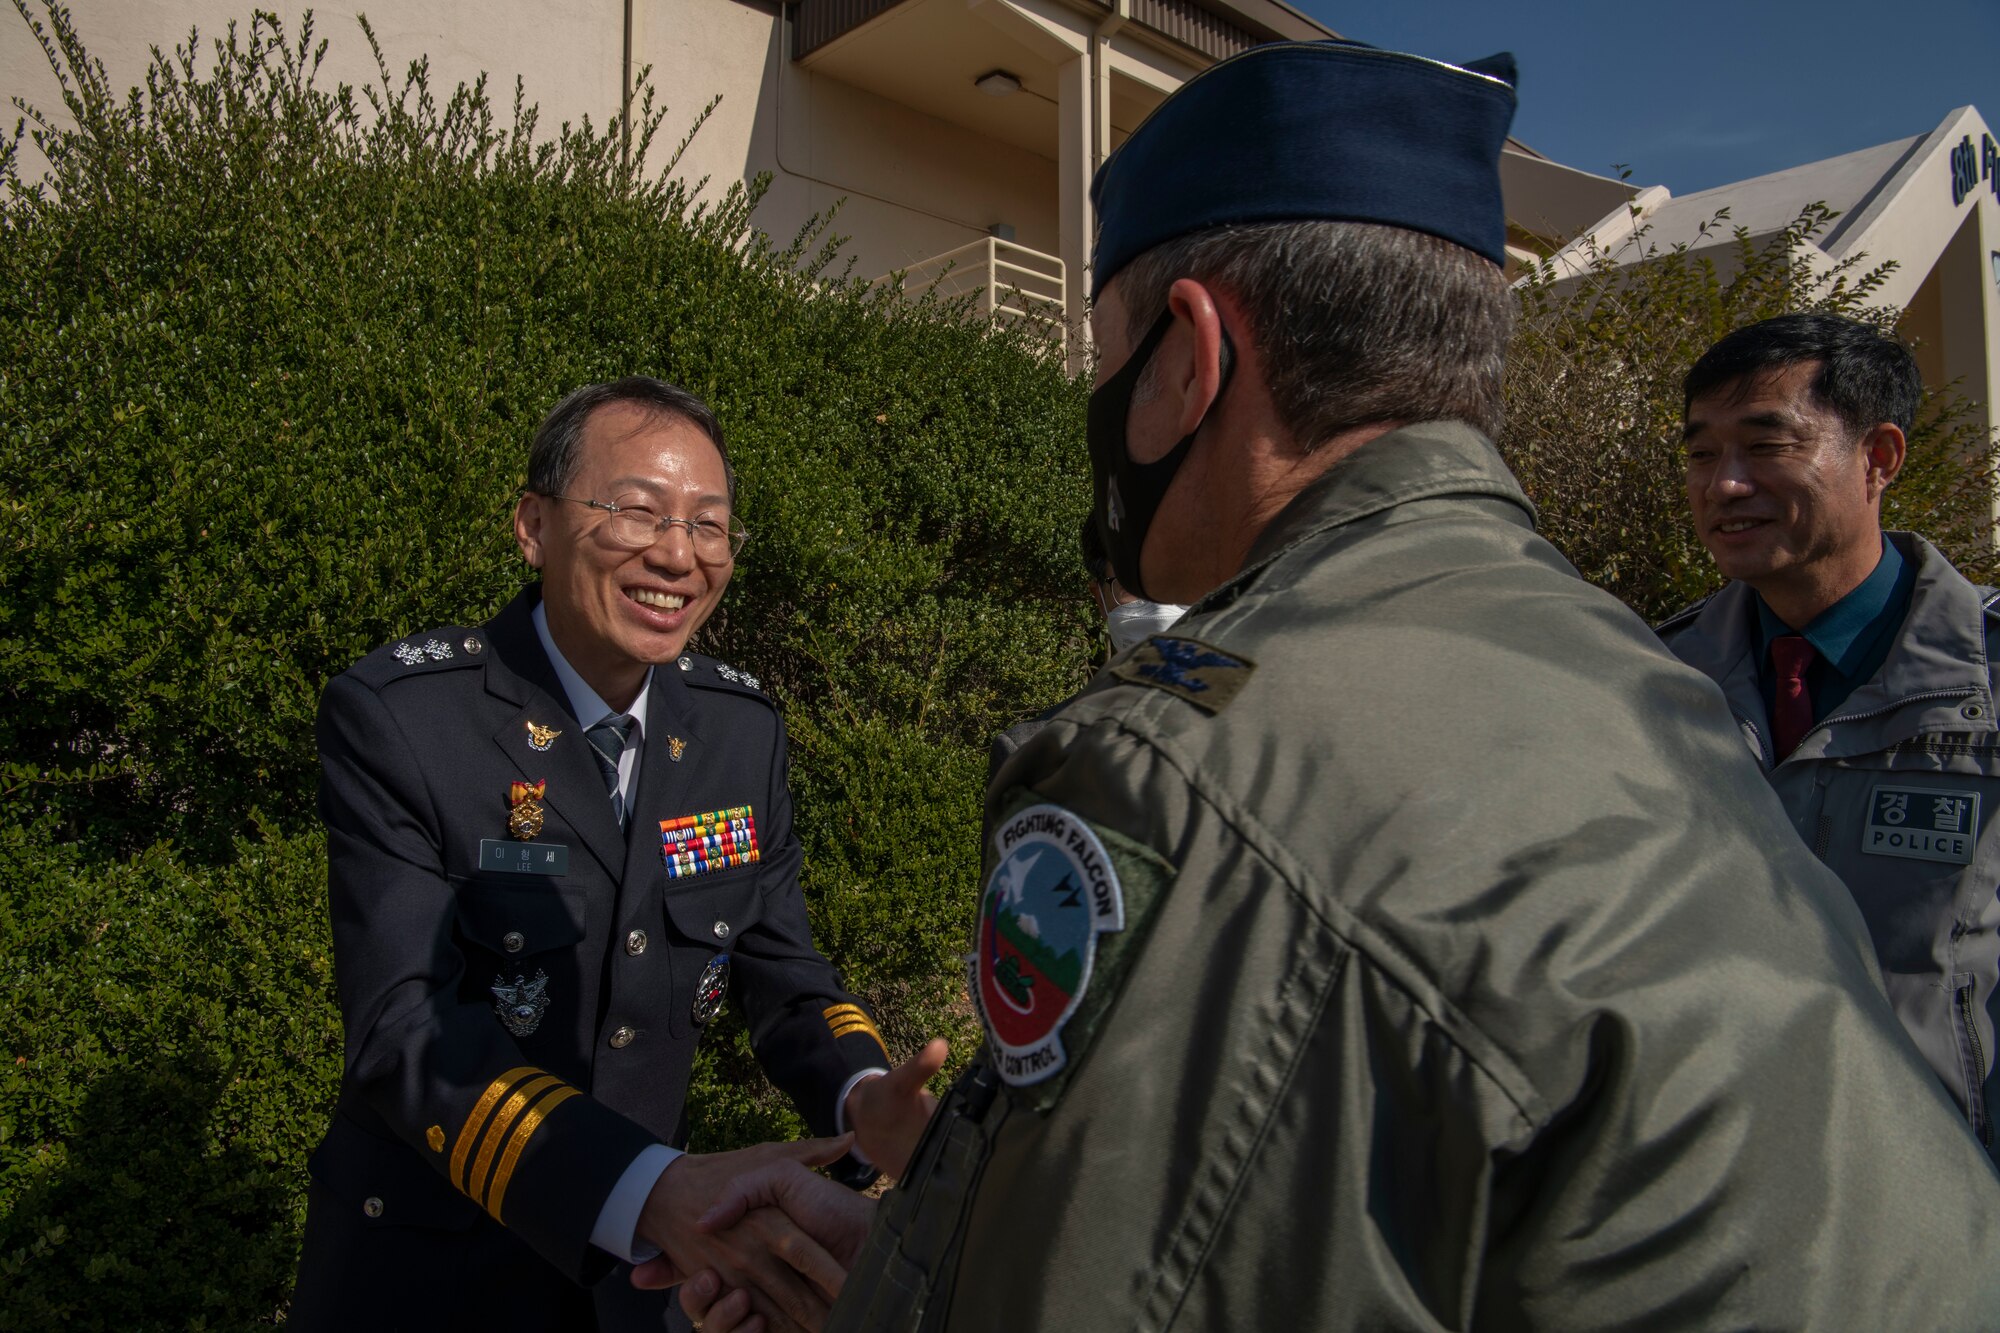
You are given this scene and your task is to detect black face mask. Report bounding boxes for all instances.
[1086,308,1233,602]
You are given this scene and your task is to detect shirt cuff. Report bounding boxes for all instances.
[835,1067,890,1167]
[591,1142,682,1264]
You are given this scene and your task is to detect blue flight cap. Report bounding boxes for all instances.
[1090,41,1519,298]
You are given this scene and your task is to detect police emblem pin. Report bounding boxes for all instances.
[525,720,561,752]
[668,736,687,762]
[492,969,551,1037]
[692,954,730,1026]
[507,779,548,840]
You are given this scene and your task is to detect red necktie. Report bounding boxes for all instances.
[1770,635,1816,759]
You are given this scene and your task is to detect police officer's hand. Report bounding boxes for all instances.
[631,1137,851,1333]
[844,1037,947,1180]
[670,1157,881,1331]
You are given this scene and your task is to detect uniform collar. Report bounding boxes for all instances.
[531,599,652,738]
[1205,420,1533,609]
[1752,537,1909,683]
[1682,533,1994,760]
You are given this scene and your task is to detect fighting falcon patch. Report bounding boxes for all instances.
[975,803,1124,1087]
[660,807,760,879]
[1110,635,1255,714]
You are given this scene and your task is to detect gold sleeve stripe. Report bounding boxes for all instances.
[465,1074,563,1201]
[451,1066,541,1185]
[829,1016,880,1038]
[823,1003,869,1023]
[485,1084,582,1222]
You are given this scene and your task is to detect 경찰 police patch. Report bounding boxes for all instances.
[975,803,1124,1087]
[1864,784,1980,865]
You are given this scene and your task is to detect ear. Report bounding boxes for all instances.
[1861,422,1907,502]
[514,492,547,569]
[1163,278,1230,438]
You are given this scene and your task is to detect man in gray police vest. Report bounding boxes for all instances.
[673,44,2000,1333]
[1662,312,2000,1162]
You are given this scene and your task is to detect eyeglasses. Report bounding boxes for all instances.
[544,494,750,559]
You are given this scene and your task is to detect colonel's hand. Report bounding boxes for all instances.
[660,1158,882,1332]
[844,1038,947,1180]
[630,1137,851,1333]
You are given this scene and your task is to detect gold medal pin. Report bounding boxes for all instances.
[526,721,561,752]
[508,780,548,840]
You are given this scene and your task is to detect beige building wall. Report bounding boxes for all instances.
[3,2,1057,284]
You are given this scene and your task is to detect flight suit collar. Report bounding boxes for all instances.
[1203,420,1535,611]
[1683,533,1995,765]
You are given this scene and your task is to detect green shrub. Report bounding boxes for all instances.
[0,822,340,1329]
[0,3,1090,1322]
[1505,201,1999,623]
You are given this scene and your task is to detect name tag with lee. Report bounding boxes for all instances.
[478,838,570,876]
[1863,786,1979,865]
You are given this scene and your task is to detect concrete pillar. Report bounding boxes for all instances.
[1057,50,1093,376]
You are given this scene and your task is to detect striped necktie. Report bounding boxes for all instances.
[585,713,638,827]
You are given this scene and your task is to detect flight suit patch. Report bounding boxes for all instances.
[973,796,1174,1112]
[1863,785,1979,864]
[975,803,1127,1089]
[1110,635,1255,714]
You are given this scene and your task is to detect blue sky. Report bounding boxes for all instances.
[1308,1,2000,193]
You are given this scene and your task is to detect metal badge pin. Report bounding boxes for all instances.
[393,643,426,666]
[426,1125,446,1152]
[692,955,730,1026]
[525,720,561,752]
[423,638,453,660]
[491,970,550,1037]
[508,779,548,840]
[667,736,687,762]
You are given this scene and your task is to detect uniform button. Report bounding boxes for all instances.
[678,657,693,671]
[463,635,483,654]
[362,1197,384,1219]
[609,1026,636,1049]
[502,931,525,953]
[712,919,731,941]
[626,929,648,955]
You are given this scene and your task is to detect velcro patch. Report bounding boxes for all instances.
[1863,785,1979,865]
[1110,635,1254,714]
[660,807,760,879]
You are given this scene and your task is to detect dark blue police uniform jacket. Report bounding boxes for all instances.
[291,585,887,1331]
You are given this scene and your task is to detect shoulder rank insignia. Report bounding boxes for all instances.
[492,970,550,1037]
[975,803,1124,1087]
[391,637,456,666]
[525,720,561,752]
[715,663,762,690]
[1109,635,1255,714]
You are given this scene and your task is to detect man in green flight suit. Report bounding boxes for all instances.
[668,37,2000,1331]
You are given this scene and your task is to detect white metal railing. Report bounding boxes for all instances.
[874,237,1067,352]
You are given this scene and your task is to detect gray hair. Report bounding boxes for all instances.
[1113,220,1515,443]
[526,376,735,505]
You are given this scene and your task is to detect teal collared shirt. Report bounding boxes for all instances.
[1753,538,1916,724]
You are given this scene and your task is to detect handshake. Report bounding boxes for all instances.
[629,1038,950,1333]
